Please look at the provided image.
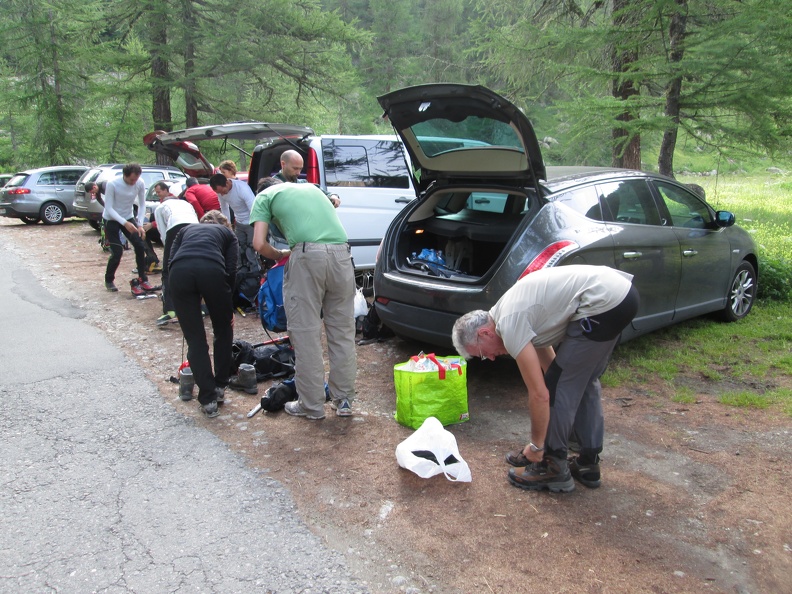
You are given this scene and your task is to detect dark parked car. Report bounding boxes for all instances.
[0,165,88,225]
[373,84,758,347]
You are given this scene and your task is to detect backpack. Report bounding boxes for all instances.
[230,338,295,382]
[235,272,261,309]
[260,378,331,413]
[258,262,287,332]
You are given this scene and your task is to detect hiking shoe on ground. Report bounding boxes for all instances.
[215,387,226,405]
[505,450,530,467]
[507,458,575,493]
[156,312,177,326]
[138,278,160,292]
[105,281,118,292]
[284,400,325,420]
[130,279,146,296]
[568,455,601,489]
[148,262,163,274]
[330,399,352,417]
[201,401,219,418]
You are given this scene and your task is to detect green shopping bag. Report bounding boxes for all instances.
[394,353,469,429]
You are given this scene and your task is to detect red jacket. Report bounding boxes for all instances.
[184,184,221,219]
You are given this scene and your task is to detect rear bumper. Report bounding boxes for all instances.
[374,299,458,348]
[74,203,102,221]
[0,204,34,218]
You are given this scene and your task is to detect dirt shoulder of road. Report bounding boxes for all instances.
[3,218,791,594]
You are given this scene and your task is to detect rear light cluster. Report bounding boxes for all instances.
[304,148,320,184]
[518,240,579,279]
[7,188,30,195]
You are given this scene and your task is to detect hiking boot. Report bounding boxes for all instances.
[105,281,118,292]
[229,363,257,395]
[156,312,177,326]
[138,278,160,292]
[284,400,325,420]
[568,455,601,489]
[148,262,163,274]
[130,279,146,297]
[201,400,219,418]
[507,457,575,493]
[330,398,352,417]
[215,386,226,405]
[505,449,530,467]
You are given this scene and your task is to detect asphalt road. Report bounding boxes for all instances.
[0,240,367,593]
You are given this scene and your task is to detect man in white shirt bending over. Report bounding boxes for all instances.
[209,173,260,279]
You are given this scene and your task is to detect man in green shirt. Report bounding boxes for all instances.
[250,179,356,419]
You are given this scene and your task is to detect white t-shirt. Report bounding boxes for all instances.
[102,176,146,225]
[154,197,199,235]
[219,179,255,225]
[490,265,633,354]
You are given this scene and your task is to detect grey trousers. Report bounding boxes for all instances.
[543,320,620,460]
[283,242,357,417]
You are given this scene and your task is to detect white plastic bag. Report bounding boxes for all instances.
[395,417,472,482]
[353,288,368,318]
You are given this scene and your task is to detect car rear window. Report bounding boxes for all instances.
[408,120,519,157]
[6,174,28,188]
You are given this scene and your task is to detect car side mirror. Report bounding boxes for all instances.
[715,210,735,227]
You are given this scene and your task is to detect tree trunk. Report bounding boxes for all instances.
[658,0,688,178]
[182,0,198,128]
[46,9,66,165]
[611,0,641,170]
[150,10,171,165]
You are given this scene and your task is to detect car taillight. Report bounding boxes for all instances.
[305,148,319,184]
[375,296,390,306]
[7,188,30,195]
[518,241,579,279]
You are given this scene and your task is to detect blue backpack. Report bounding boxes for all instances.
[258,262,287,332]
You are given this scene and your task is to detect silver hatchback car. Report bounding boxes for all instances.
[0,165,88,225]
[373,84,758,347]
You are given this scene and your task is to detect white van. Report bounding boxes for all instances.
[145,123,415,290]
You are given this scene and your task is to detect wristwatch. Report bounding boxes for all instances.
[529,442,545,453]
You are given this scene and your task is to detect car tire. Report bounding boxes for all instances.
[88,219,101,231]
[355,269,374,297]
[20,215,40,225]
[718,261,756,322]
[40,201,66,225]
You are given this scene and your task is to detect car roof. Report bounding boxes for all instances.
[542,166,674,194]
[18,165,88,174]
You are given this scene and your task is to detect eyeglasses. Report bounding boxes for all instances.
[476,335,485,361]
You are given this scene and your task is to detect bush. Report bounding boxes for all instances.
[758,250,792,301]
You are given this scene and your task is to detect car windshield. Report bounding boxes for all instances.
[409,117,522,157]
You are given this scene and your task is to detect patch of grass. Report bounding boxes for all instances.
[671,386,697,404]
[766,388,792,417]
[718,391,772,409]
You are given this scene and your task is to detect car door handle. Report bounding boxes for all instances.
[683,249,698,257]
[395,197,412,204]
[56,188,64,191]
[474,199,490,204]
[623,251,642,259]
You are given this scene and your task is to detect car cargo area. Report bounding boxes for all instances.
[393,188,537,280]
